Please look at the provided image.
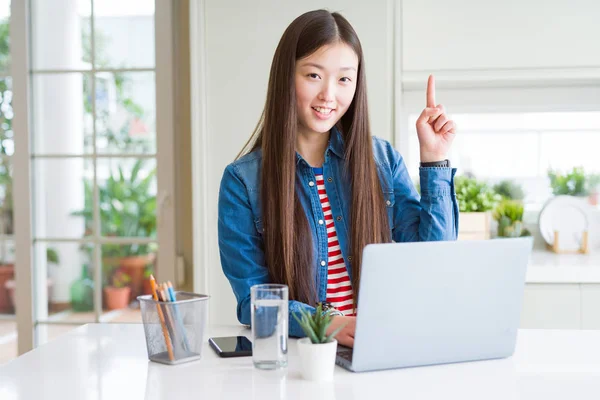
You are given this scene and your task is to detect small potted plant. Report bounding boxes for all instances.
[293,303,346,382]
[493,199,531,238]
[455,176,502,240]
[103,268,132,310]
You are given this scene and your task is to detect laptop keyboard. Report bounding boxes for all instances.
[337,348,353,362]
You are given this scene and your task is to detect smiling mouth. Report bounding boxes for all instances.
[312,106,335,115]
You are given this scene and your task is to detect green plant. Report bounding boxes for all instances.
[72,159,157,258]
[548,167,588,196]
[293,303,347,344]
[493,199,524,223]
[110,268,131,289]
[454,176,502,212]
[493,180,525,201]
[493,199,531,238]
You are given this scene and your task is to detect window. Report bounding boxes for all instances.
[407,111,600,206]
[27,0,163,340]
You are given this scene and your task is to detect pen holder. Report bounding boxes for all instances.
[138,292,209,365]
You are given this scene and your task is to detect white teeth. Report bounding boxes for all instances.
[313,107,333,115]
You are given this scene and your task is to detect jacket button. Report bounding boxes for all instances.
[318,219,324,225]
[321,261,326,266]
[348,256,353,261]
[336,216,342,221]
[386,200,392,206]
[327,177,333,182]
[309,181,315,187]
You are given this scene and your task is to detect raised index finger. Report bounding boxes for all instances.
[426,74,436,108]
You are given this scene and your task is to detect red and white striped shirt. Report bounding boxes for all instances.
[314,169,355,316]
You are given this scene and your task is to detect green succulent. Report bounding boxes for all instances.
[455,176,502,212]
[293,303,347,344]
[493,199,530,238]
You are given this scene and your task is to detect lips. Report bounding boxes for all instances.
[311,106,336,120]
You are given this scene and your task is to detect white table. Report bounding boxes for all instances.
[2,324,600,399]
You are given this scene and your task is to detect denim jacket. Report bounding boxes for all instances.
[218,127,459,337]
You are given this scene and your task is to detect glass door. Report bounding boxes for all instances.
[10,0,175,356]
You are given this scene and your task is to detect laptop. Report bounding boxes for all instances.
[335,237,533,372]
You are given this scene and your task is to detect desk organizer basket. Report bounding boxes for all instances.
[138,292,209,365]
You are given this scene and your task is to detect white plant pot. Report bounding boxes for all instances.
[297,337,338,382]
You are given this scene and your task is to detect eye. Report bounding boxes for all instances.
[307,73,321,79]
[340,77,352,83]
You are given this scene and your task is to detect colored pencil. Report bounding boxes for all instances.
[150,275,174,361]
[160,285,178,348]
[167,281,190,351]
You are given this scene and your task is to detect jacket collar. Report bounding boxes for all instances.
[295,125,346,166]
[327,125,345,159]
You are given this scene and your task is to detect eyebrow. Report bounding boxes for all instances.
[300,62,357,72]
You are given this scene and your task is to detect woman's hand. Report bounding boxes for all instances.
[415,75,457,163]
[326,316,356,347]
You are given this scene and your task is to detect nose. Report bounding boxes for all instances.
[318,80,336,104]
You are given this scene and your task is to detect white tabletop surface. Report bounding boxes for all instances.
[527,250,600,283]
[2,323,600,399]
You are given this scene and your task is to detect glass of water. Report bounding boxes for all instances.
[250,284,288,369]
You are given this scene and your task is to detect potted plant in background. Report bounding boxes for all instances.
[72,159,157,302]
[104,267,131,310]
[493,199,531,238]
[547,167,588,197]
[493,179,525,201]
[294,303,347,382]
[455,176,502,240]
[3,248,59,313]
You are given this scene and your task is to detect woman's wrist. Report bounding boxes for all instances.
[321,302,344,316]
[420,150,447,164]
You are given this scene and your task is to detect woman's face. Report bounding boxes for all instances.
[295,43,359,137]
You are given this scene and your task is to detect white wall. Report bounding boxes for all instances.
[402,0,600,72]
[191,0,600,325]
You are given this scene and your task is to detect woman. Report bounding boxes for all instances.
[218,9,458,348]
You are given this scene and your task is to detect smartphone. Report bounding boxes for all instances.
[209,336,253,357]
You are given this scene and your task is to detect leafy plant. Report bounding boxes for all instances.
[493,199,531,238]
[110,268,131,289]
[493,199,524,222]
[493,180,525,201]
[293,303,347,344]
[548,167,588,196]
[454,176,502,212]
[72,159,157,259]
